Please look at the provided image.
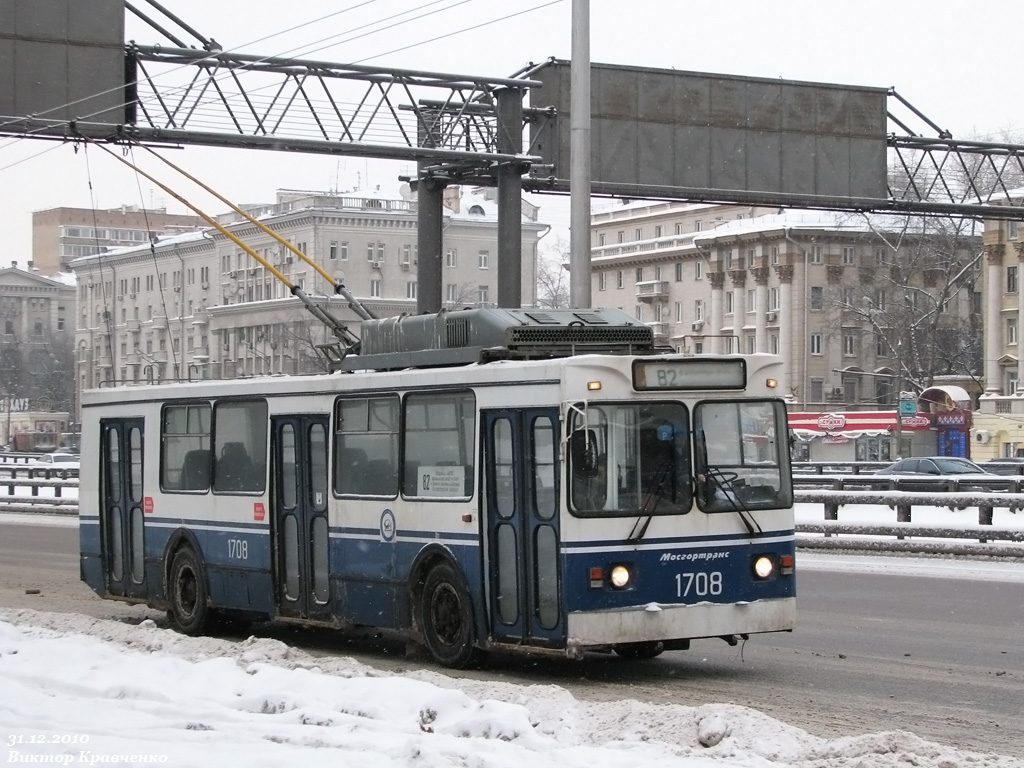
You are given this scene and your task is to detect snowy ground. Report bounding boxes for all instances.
[1,505,1022,767]
[2,608,1023,768]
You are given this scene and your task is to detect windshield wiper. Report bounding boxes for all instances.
[705,467,763,536]
[627,461,671,543]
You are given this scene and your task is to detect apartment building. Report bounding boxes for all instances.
[0,265,77,447]
[590,201,981,415]
[973,200,1024,457]
[31,205,206,275]
[68,187,547,395]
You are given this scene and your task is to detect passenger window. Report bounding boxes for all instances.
[335,395,399,496]
[212,400,267,493]
[403,391,475,498]
[161,403,211,492]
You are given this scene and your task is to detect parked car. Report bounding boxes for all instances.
[31,452,80,479]
[982,457,1024,476]
[874,456,1004,491]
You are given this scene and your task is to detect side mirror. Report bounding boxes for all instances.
[570,429,599,477]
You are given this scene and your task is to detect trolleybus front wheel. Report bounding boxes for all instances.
[167,546,211,636]
[613,641,665,659]
[419,562,485,669]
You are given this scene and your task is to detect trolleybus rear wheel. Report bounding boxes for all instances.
[419,562,484,669]
[167,547,210,636]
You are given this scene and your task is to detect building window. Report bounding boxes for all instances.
[695,260,703,279]
[725,291,734,315]
[446,283,458,303]
[329,241,338,260]
[694,299,705,321]
[770,245,779,265]
[1008,266,1019,293]
[478,285,488,304]
[810,245,823,264]
[770,334,779,354]
[1008,318,1018,346]
[654,225,662,238]
[446,249,457,267]
[598,233,606,246]
[635,228,642,241]
[842,246,856,265]
[675,223,682,235]
[1009,220,1019,239]
[841,287,854,306]
[875,247,887,265]
[810,286,824,310]
[598,272,607,291]
[478,250,489,269]
[340,242,348,261]
[616,271,623,289]
[810,333,822,355]
[874,289,887,311]
[402,244,412,264]
[366,243,375,261]
[843,333,856,356]
[635,305,643,321]
[674,301,682,322]
[694,221,703,232]
[635,267,643,283]
[723,248,733,270]
[617,231,624,244]
[746,288,755,311]
[654,265,662,281]
[674,262,683,282]
[370,279,381,297]
[769,287,779,310]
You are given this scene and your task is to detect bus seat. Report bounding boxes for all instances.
[180,449,211,490]
[217,442,254,491]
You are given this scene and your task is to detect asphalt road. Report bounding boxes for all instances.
[1,519,1022,755]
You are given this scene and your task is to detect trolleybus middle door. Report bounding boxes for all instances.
[483,409,564,647]
[271,415,332,622]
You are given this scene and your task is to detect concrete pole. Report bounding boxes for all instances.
[569,0,592,308]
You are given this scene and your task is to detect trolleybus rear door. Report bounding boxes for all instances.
[483,409,564,647]
[271,416,332,621]
[100,419,146,600]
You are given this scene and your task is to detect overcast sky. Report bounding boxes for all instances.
[1,0,1021,262]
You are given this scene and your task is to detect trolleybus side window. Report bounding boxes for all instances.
[693,399,792,513]
[335,395,399,497]
[212,400,268,493]
[161,402,212,492]
[403,391,475,498]
[569,402,691,517]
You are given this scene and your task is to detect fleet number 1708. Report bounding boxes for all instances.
[675,571,723,597]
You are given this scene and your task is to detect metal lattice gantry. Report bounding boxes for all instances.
[120,43,541,172]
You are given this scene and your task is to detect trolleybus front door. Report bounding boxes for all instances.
[100,419,147,600]
[271,416,332,622]
[483,409,564,647]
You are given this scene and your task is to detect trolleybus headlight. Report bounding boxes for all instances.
[753,556,774,579]
[610,564,631,588]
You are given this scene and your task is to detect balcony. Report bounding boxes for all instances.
[193,310,209,326]
[125,319,141,332]
[635,280,669,302]
[645,321,669,339]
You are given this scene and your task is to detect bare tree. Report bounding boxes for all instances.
[832,213,982,397]
[536,235,570,309]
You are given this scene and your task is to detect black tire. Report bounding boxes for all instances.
[419,562,485,669]
[613,641,665,659]
[167,547,211,636]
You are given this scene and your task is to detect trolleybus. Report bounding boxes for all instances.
[80,307,795,667]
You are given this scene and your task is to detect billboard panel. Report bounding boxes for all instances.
[0,0,125,134]
[529,60,888,203]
